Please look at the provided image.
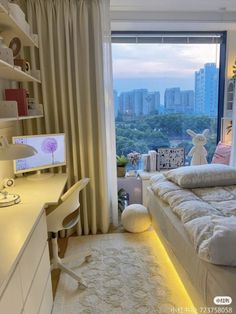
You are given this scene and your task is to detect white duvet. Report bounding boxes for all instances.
[151,173,236,266]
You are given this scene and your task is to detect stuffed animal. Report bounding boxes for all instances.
[187,129,209,165]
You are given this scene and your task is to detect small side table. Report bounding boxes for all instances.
[117,175,142,204]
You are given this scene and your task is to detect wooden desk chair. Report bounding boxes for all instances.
[46,178,91,289]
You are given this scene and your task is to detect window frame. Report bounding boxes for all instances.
[111,31,227,143]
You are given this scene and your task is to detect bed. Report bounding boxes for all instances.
[147,164,236,311]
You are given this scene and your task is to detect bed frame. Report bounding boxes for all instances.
[147,187,236,311]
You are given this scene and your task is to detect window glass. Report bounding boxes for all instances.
[112,40,221,167]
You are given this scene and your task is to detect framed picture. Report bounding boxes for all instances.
[157,147,185,169]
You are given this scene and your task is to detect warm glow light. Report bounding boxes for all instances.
[221,119,232,145]
[147,230,197,313]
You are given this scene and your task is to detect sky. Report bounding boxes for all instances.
[112,43,220,103]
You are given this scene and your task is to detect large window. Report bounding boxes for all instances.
[112,32,226,166]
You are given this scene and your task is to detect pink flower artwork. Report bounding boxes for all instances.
[41,137,58,164]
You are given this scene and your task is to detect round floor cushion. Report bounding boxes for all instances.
[121,204,151,233]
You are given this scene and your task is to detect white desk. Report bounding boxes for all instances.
[0,173,67,314]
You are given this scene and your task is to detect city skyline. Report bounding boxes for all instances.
[112,43,220,102]
[114,63,219,119]
[114,85,194,106]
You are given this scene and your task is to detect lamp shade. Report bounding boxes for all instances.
[0,136,37,160]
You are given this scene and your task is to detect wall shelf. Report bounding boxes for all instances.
[0,2,43,125]
[0,59,41,83]
[0,115,43,122]
[225,79,234,117]
[0,3,38,47]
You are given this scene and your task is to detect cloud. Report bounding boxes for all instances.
[112,43,219,79]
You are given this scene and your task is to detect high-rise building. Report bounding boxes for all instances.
[181,90,194,113]
[195,63,219,116]
[118,89,161,119]
[164,88,182,112]
[133,89,148,116]
[164,88,194,113]
[144,92,161,114]
[113,90,119,118]
[119,91,135,120]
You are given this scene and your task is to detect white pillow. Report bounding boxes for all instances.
[164,164,236,188]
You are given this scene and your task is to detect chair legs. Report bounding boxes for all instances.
[50,235,91,289]
[57,263,87,290]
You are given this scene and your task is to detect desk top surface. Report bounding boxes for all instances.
[0,173,68,294]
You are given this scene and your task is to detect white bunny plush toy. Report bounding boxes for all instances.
[187,129,209,165]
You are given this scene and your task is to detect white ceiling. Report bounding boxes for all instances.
[110,0,236,12]
[110,0,236,31]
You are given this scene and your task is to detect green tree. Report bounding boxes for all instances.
[115,113,217,161]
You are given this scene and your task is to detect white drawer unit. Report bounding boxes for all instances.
[0,212,53,314]
[0,265,23,314]
[0,174,68,314]
[19,213,48,300]
[39,274,54,314]
[24,244,51,314]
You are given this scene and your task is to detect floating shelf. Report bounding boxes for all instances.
[0,114,43,122]
[0,3,38,47]
[0,59,41,83]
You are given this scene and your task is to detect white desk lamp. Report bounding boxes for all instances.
[0,135,38,207]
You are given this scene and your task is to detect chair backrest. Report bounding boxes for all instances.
[46,178,90,233]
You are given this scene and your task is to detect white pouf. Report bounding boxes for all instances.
[121,204,151,233]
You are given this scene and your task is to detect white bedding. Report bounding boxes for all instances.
[163,164,236,188]
[151,173,236,266]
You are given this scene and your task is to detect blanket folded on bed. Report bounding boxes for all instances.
[151,173,236,266]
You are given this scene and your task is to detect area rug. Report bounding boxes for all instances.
[52,231,184,314]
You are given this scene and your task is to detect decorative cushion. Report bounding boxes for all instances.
[121,204,151,233]
[164,164,236,188]
[211,142,231,165]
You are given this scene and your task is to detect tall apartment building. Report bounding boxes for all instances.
[164,88,182,112]
[164,88,194,113]
[117,89,160,119]
[194,63,219,116]
[113,90,119,118]
[133,89,148,116]
[119,91,134,119]
[181,90,194,113]
[143,92,161,114]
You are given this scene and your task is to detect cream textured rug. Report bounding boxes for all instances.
[52,231,192,314]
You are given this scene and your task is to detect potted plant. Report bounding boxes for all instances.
[116,155,129,177]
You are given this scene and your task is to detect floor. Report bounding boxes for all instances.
[50,222,195,313]
[49,237,68,298]
[52,231,195,314]
[50,221,125,298]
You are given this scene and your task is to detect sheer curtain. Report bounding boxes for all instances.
[26,0,118,234]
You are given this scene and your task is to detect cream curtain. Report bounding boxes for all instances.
[25,0,118,234]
